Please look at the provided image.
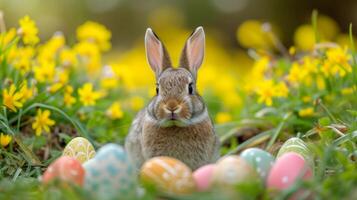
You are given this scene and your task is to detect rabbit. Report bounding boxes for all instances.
[125,26,220,170]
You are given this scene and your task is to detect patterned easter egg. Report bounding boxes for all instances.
[212,156,261,188]
[140,156,196,195]
[42,156,85,186]
[277,137,314,168]
[267,152,313,190]
[193,164,215,191]
[240,148,275,181]
[83,143,136,199]
[63,137,96,164]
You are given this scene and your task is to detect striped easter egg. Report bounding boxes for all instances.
[277,137,314,168]
[140,156,196,195]
[63,137,96,164]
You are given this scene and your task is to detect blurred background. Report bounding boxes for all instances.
[1,0,357,50]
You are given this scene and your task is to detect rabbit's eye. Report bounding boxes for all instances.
[156,84,159,95]
[188,83,193,95]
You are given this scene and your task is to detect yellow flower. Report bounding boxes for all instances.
[47,83,63,93]
[10,46,35,74]
[18,15,39,45]
[0,28,17,47]
[130,96,144,111]
[341,87,354,95]
[63,86,76,107]
[302,96,312,103]
[19,80,35,103]
[294,25,315,51]
[33,61,56,83]
[2,85,23,112]
[78,83,101,106]
[60,48,78,67]
[0,133,12,147]
[37,33,65,63]
[215,112,232,124]
[322,47,352,77]
[298,107,315,117]
[32,109,55,136]
[76,21,111,51]
[237,20,274,49]
[74,41,101,74]
[106,102,124,120]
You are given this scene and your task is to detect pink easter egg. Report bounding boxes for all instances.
[193,164,215,191]
[42,156,85,186]
[267,152,312,190]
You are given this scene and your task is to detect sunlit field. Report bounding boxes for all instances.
[0,2,356,199]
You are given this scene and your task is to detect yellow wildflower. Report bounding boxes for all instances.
[60,48,78,67]
[37,33,65,63]
[76,21,111,51]
[215,112,232,124]
[237,20,274,49]
[10,46,35,74]
[33,61,56,83]
[298,107,315,117]
[255,80,275,106]
[47,83,63,93]
[19,80,35,103]
[130,96,144,111]
[78,83,101,106]
[294,25,315,51]
[2,85,23,112]
[74,41,101,73]
[63,86,76,107]
[322,47,352,77]
[274,82,289,98]
[32,109,55,136]
[0,28,17,47]
[106,102,124,120]
[341,87,354,95]
[18,15,39,45]
[0,133,12,147]
[302,96,312,103]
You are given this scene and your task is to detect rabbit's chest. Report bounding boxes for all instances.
[142,120,216,169]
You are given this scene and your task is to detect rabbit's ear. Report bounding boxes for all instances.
[179,26,205,77]
[145,28,171,76]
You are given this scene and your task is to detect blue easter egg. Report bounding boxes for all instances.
[83,143,136,199]
[240,148,275,181]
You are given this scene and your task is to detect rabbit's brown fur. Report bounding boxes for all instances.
[125,27,220,170]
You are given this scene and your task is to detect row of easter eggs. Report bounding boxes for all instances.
[41,137,313,198]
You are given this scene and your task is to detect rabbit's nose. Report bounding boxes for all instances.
[163,105,182,114]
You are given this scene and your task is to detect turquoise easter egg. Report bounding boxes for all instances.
[83,143,136,199]
[277,137,314,168]
[240,148,275,181]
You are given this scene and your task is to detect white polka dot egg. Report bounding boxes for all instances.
[83,143,136,199]
[63,137,95,164]
[140,156,196,195]
[240,148,275,181]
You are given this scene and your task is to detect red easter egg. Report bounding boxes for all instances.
[193,164,215,191]
[42,156,85,186]
[267,152,312,190]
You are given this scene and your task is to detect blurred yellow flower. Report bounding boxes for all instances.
[322,47,352,77]
[294,25,315,51]
[32,109,55,136]
[130,96,144,111]
[37,33,65,63]
[19,80,35,103]
[298,107,315,117]
[47,83,63,93]
[33,61,56,83]
[341,87,354,95]
[215,112,232,124]
[10,46,35,74]
[76,21,111,52]
[63,86,76,107]
[106,101,124,120]
[74,41,101,74]
[302,96,312,103]
[237,20,274,49]
[78,83,101,106]
[60,48,78,67]
[0,133,12,147]
[3,84,23,112]
[0,28,16,47]
[18,15,39,45]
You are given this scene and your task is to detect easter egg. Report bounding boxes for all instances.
[193,164,215,191]
[42,156,85,186]
[63,137,95,164]
[140,156,196,195]
[240,148,275,181]
[212,156,261,188]
[83,143,136,199]
[277,137,314,167]
[267,152,313,190]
